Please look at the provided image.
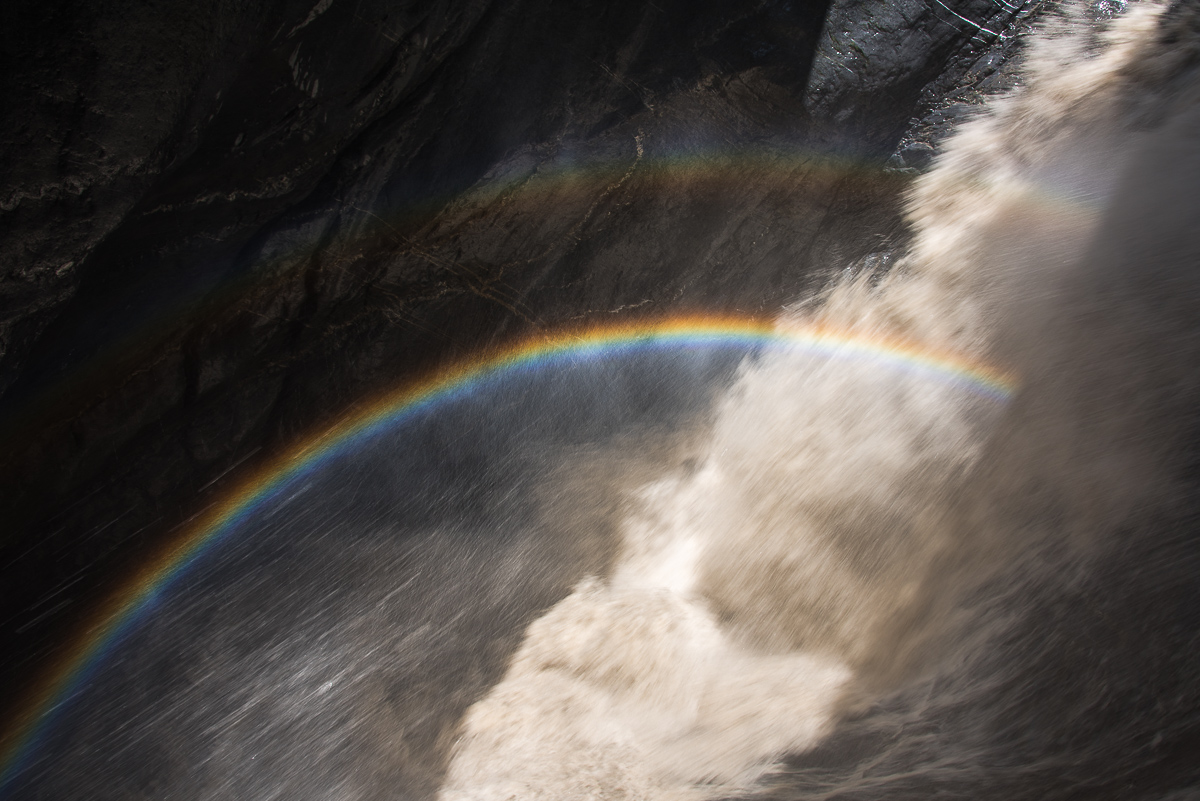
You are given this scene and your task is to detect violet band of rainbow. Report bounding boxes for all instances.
[0,313,1018,794]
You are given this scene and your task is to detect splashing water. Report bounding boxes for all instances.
[439,2,1200,798]
[439,352,995,799]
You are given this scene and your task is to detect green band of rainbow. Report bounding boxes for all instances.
[0,314,1017,795]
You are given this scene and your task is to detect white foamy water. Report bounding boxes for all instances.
[438,2,1198,798]
[440,353,993,800]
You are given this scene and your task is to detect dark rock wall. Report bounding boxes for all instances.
[0,0,1036,706]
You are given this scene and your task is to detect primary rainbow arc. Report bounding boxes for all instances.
[0,313,1017,795]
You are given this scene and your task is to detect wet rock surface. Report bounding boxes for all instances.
[0,0,1035,708]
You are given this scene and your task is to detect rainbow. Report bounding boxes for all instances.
[0,314,1017,794]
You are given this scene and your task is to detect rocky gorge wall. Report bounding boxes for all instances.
[0,0,1039,711]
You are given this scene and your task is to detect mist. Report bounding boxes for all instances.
[5,2,1200,800]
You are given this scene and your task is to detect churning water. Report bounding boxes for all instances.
[6,2,1200,799]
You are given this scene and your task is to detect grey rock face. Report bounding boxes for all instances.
[0,0,1035,702]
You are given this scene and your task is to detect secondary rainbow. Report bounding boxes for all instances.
[0,313,1017,794]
